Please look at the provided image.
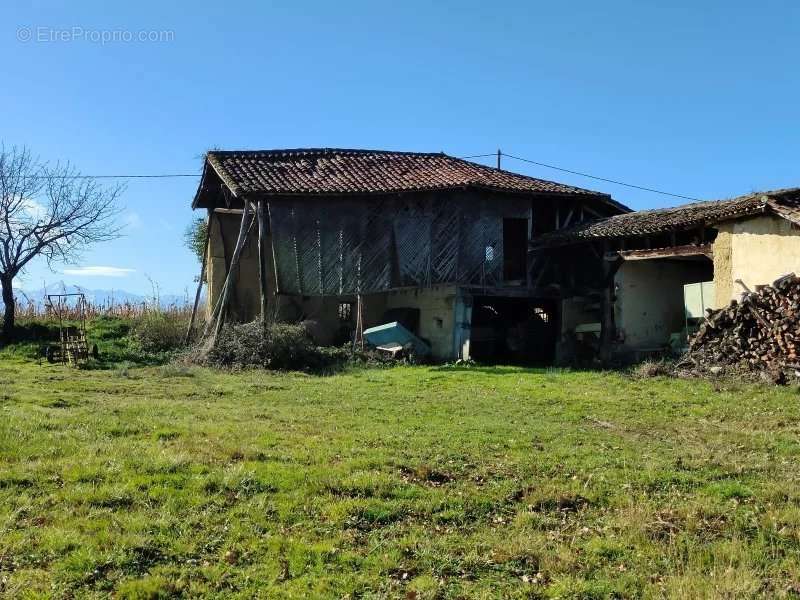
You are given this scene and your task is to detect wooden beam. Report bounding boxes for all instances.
[267,202,280,295]
[599,243,623,364]
[582,204,603,218]
[531,255,552,289]
[562,207,575,229]
[257,200,269,325]
[185,211,211,344]
[203,201,254,340]
[616,244,712,261]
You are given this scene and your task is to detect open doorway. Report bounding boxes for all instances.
[503,218,528,282]
[614,256,713,354]
[469,296,557,364]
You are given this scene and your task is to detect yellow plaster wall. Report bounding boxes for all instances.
[712,225,734,309]
[382,286,458,358]
[713,215,800,305]
[205,212,261,322]
[614,259,711,350]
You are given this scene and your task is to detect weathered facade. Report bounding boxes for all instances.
[713,215,800,307]
[534,188,800,362]
[192,148,627,361]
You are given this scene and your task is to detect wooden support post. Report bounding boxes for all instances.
[599,279,615,363]
[257,200,269,326]
[267,202,280,294]
[352,294,364,353]
[185,212,211,344]
[599,247,623,364]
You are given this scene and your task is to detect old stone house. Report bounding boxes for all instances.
[191,148,627,362]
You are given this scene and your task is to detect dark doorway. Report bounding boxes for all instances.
[469,296,557,365]
[503,218,528,282]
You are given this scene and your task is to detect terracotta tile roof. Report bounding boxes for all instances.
[533,188,800,246]
[195,148,626,210]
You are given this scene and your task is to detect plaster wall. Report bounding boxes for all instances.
[713,215,800,306]
[206,212,261,322]
[381,286,459,359]
[614,259,711,350]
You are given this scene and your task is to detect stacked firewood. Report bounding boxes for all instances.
[681,273,800,383]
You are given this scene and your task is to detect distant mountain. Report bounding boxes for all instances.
[13,282,191,309]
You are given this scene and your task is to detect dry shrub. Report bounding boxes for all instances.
[630,359,673,379]
[132,312,188,353]
[193,321,347,372]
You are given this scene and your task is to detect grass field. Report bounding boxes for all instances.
[1,357,800,598]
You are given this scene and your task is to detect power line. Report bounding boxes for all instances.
[457,153,497,159]
[17,151,699,202]
[499,152,699,201]
[23,173,198,180]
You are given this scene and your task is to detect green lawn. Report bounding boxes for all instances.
[1,360,800,598]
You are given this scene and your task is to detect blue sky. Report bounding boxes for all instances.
[2,1,799,295]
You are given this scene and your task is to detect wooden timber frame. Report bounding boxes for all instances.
[195,180,627,357]
[530,221,719,364]
[196,197,283,343]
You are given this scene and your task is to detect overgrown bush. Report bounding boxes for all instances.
[630,359,673,379]
[196,321,347,372]
[132,312,187,353]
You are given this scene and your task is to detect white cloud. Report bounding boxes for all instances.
[125,212,143,228]
[22,198,48,220]
[63,266,135,278]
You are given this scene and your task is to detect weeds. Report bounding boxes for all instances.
[131,312,187,353]
[630,359,673,379]
[192,321,348,372]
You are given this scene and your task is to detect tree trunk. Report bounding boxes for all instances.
[1,275,15,340]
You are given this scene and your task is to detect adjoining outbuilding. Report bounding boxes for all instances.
[190,148,627,362]
[533,188,800,363]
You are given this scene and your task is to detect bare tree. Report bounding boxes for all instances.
[0,145,124,338]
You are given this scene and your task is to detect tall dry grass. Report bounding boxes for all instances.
[13,296,194,322]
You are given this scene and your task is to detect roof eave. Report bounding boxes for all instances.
[219,184,617,202]
[192,155,243,209]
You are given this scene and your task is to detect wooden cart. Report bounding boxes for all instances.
[44,293,95,365]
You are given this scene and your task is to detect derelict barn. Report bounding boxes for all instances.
[532,188,800,363]
[191,148,627,362]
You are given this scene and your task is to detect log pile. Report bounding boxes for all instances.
[680,273,800,383]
